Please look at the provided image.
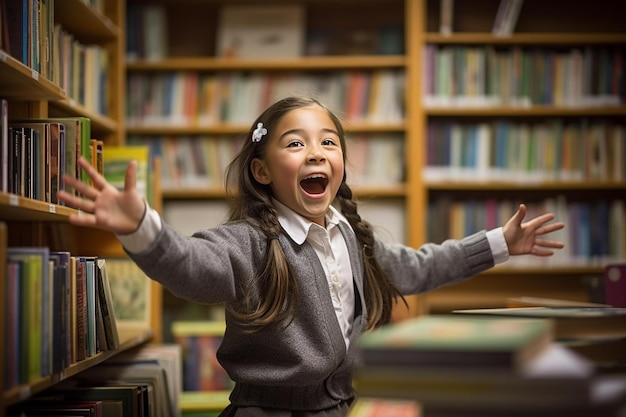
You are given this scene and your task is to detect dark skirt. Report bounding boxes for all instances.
[218,399,353,417]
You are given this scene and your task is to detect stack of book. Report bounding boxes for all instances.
[354,315,626,416]
[454,304,626,368]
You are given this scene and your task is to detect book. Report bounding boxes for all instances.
[357,315,553,372]
[506,296,610,308]
[354,343,596,411]
[103,146,150,202]
[439,0,453,36]
[6,246,49,382]
[453,307,626,341]
[605,263,626,307]
[95,258,120,350]
[216,5,305,59]
[347,397,421,417]
[108,344,183,417]
[52,383,140,417]
[1,98,8,192]
[104,258,152,331]
[171,321,231,392]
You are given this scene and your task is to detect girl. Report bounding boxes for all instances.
[60,96,565,416]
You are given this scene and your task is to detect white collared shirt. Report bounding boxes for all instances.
[273,200,355,349]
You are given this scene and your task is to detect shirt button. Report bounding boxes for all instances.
[332,275,339,283]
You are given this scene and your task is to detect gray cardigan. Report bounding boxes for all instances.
[127,219,494,411]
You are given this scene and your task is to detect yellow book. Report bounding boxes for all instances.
[103,146,151,203]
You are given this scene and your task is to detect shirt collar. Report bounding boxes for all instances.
[273,199,350,245]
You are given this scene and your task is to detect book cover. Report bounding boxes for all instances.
[357,315,553,372]
[7,246,49,382]
[104,258,152,331]
[605,263,626,307]
[49,251,71,372]
[354,343,594,411]
[103,146,150,202]
[109,344,183,416]
[347,397,421,417]
[454,306,626,341]
[1,98,8,192]
[95,258,121,350]
[216,5,305,59]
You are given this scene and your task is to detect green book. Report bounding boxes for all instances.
[357,315,553,371]
[454,306,626,341]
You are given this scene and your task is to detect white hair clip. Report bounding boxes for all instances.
[252,122,268,142]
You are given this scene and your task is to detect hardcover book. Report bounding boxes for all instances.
[453,306,626,341]
[357,315,553,371]
[216,5,305,59]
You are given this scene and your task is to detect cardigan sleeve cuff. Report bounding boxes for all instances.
[116,204,162,254]
[487,227,509,264]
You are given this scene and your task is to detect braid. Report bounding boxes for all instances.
[336,182,406,329]
[228,194,299,332]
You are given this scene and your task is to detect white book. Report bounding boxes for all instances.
[216,5,305,59]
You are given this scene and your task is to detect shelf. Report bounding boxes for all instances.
[54,0,119,44]
[425,180,626,191]
[50,100,119,135]
[126,55,406,71]
[162,184,406,200]
[2,328,154,409]
[0,193,79,222]
[425,106,626,117]
[0,51,65,101]
[126,122,407,136]
[424,33,626,45]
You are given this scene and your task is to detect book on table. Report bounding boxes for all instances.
[452,306,626,341]
[356,315,554,372]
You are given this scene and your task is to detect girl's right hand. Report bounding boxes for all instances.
[59,156,146,234]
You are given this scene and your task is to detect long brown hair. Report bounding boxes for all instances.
[225,96,405,331]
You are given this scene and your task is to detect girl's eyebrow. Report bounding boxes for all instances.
[279,127,340,140]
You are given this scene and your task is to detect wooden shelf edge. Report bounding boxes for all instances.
[2,329,153,408]
[425,32,626,44]
[126,55,406,71]
[0,193,77,222]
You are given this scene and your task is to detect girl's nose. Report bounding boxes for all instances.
[308,146,326,162]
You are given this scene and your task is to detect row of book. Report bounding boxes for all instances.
[424,119,626,182]
[126,3,403,61]
[4,248,119,389]
[439,0,524,36]
[9,343,182,417]
[170,321,232,393]
[1,0,109,115]
[125,70,406,127]
[423,45,625,107]
[427,196,625,265]
[0,100,154,205]
[127,133,406,191]
[127,135,243,191]
[2,111,95,203]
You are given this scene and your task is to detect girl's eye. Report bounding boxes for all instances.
[286,140,304,148]
[322,138,337,146]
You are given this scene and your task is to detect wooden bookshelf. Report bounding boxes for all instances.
[0,0,162,415]
[123,0,626,326]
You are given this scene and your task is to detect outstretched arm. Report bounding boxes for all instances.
[58,156,146,234]
[503,203,565,256]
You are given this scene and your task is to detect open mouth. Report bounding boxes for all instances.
[300,175,329,195]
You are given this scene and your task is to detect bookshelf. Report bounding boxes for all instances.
[123,0,626,331]
[0,0,162,415]
[420,0,626,312]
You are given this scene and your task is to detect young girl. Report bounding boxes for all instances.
[60,96,565,416]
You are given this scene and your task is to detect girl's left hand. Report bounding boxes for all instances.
[503,203,565,256]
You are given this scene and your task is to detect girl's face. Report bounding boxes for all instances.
[251,105,344,226]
